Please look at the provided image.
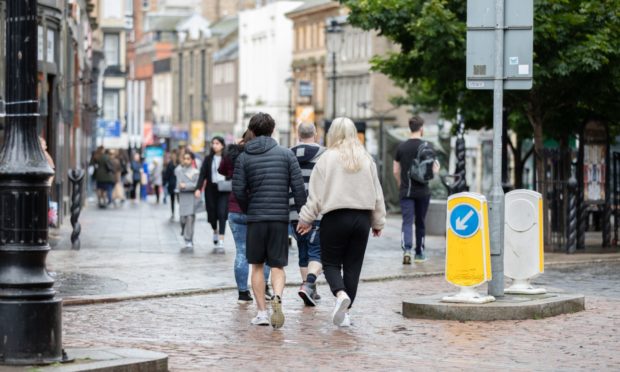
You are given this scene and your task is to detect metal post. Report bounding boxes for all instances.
[566,175,578,253]
[0,0,66,365]
[332,51,337,120]
[488,0,505,297]
[68,169,85,250]
[379,115,386,183]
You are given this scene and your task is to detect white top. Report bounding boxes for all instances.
[299,149,386,230]
[211,155,225,183]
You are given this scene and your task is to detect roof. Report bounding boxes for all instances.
[286,0,338,17]
[209,16,238,40]
[213,41,239,63]
[146,14,188,32]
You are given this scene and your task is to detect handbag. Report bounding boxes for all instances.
[217,180,232,192]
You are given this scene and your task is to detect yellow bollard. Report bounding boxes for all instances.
[442,192,495,304]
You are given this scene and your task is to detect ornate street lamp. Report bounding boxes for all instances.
[0,0,65,365]
[325,17,344,121]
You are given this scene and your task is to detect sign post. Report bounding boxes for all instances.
[443,192,495,304]
[467,0,534,297]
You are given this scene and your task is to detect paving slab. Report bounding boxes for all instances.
[1,348,167,372]
[403,292,585,321]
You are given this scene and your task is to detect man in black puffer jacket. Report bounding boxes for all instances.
[233,112,306,329]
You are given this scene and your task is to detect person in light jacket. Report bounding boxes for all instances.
[297,117,386,328]
[175,152,201,252]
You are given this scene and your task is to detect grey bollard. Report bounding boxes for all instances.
[68,169,85,250]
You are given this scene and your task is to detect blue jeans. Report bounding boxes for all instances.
[400,196,431,254]
[229,212,270,292]
[291,221,321,267]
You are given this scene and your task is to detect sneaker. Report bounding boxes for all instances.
[298,282,317,307]
[414,252,427,263]
[403,251,412,265]
[332,293,351,326]
[251,311,270,326]
[312,291,321,301]
[180,242,194,254]
[238,290,253,304]
[265,285,273,301]
[271,295,285,329]
[339,312,351,327]
[216,240,225,254]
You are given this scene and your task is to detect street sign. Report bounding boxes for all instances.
[443,192,495,304]
[466,0,533,90]
[504,189,546,294]
[449,204,481,238]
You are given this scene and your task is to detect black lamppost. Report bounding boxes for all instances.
[325,17,343,122]
[285,77,295,145]
[0,0,65,365]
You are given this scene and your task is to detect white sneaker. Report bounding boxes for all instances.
[339,313,351,327]
[251,311,270,326]
[332,293,351,326]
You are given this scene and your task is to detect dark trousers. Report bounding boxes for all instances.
[130,180,140,199]
[400,196,431,254]
[205,183,229,235]
[320,209,371,308]
[168,187,176,215]
[154,185,161,203]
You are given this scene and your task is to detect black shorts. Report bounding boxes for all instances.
[246,222,289,268]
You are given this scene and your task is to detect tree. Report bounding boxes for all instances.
[342,0,620,187]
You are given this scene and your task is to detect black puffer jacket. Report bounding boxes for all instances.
[233,136,306,222]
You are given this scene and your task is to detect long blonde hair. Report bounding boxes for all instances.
[327,117,369,172]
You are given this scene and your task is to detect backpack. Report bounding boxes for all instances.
[408,141,436,184]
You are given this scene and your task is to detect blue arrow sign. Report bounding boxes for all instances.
[449,204,480,238]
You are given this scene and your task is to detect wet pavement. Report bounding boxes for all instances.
[62,262,620,371]
[49,199,620,303]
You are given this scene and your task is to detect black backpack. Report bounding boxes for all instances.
[409,141,436,184]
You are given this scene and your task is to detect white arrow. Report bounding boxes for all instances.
[455,210,474,231]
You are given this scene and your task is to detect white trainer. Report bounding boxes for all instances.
[339,312,351,327]
[251,311,270,326]
[332,293,351,326]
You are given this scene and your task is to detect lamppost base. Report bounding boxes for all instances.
[0,299,64,366]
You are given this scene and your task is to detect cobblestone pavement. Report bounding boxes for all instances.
[62,262,620,371]
[48,200,620,302]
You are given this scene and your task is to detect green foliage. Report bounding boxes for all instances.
[342,0,620,137]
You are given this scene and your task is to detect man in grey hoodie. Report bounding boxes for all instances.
[233,113,306,328]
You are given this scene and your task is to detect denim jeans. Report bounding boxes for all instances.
[400,196,431,254]
[291,221,321,267]
[229,212,270,292]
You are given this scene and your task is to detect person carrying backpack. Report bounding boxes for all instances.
[393,116,439,264]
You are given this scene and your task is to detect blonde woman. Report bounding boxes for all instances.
[297,117,386,327]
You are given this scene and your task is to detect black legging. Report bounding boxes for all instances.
[168,187,176,215]
[130,180,140,199]
[204,183,229,235]
[320,209,371,308]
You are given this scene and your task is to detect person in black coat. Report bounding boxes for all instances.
[162,151,178,220]
[232,113,306,328]
[196,136,229,253]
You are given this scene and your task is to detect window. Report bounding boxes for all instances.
[189,51,194,78]
[103,33,120,66]
[103,0,122,19]
[103,90,119,120]
[125,0,133,15]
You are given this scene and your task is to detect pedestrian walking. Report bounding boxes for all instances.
[393,116,439,264]
[219,130,272,304]
[163,151,178,220]
[196,137,230,254]
[175,153,201,252]
[289,123,326,307]
[151,159,163,204]
[91,147,115,208]
[130,153,143,201]
[110,150,126,206]
[297,117,386,327]
[233,113,306,328]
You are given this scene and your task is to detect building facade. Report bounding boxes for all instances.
[238,1,303,146]
[286,0,342,143]
[326,16,410,156]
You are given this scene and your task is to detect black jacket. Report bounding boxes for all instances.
[233,136,306,222]
[196,154,216,189]
[163,162,177,190]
